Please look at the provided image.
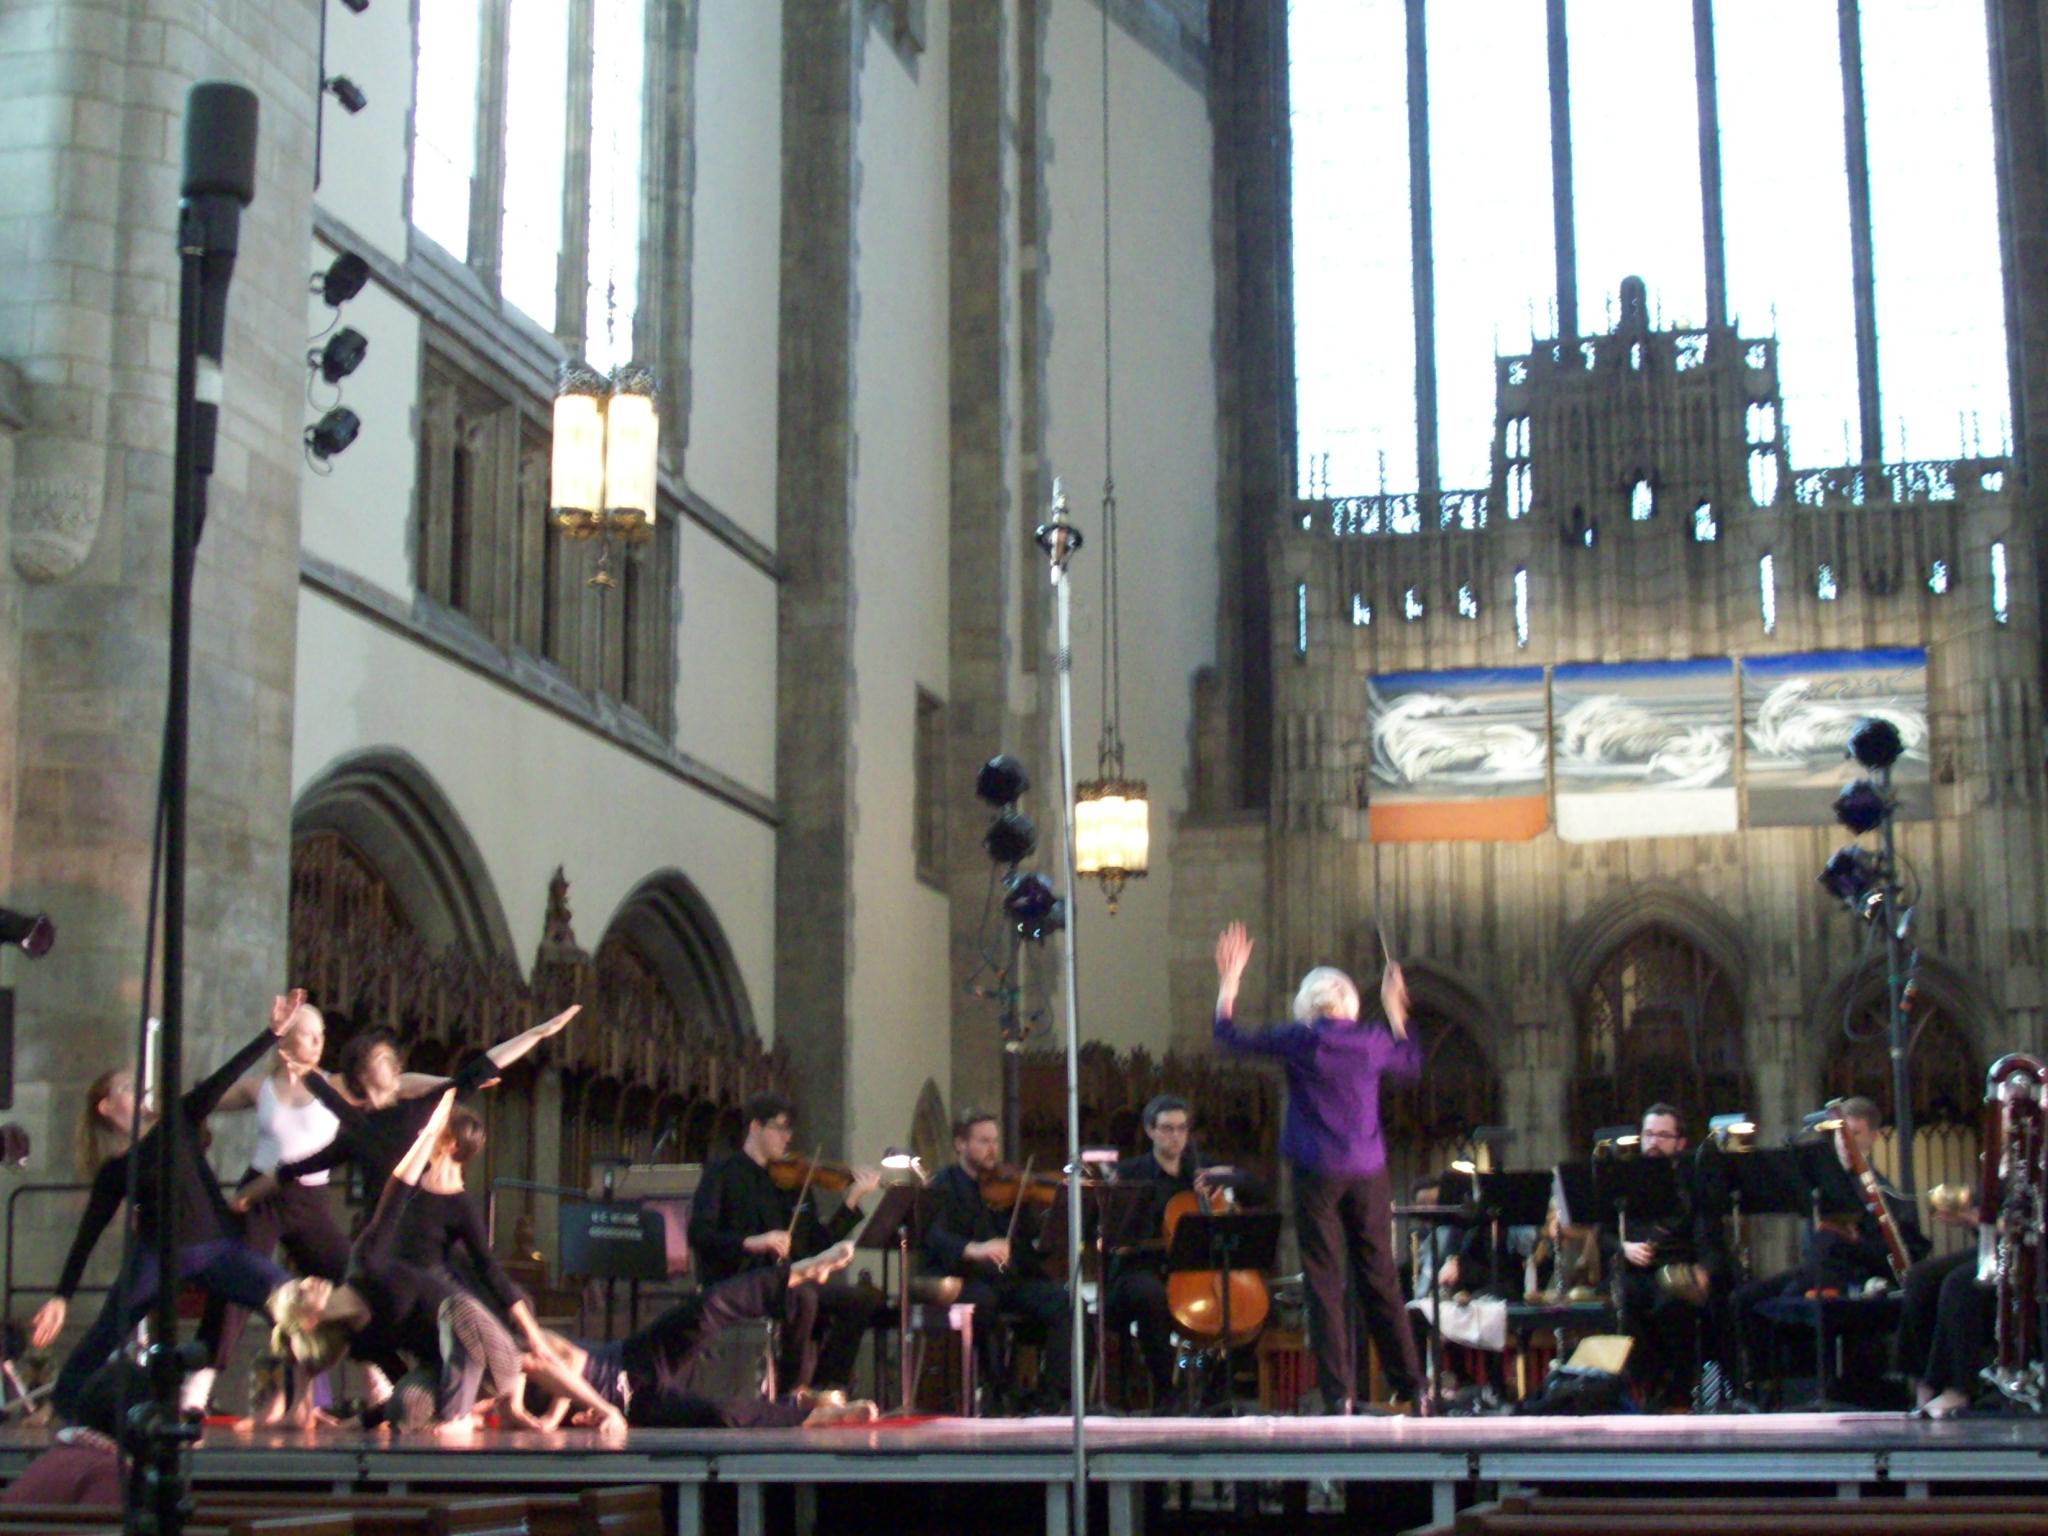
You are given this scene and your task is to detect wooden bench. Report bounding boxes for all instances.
[193,1490,532,1536]
[522,1486,662,1536]
[0,1510,349,1536]
[1401,1503,2048,1536]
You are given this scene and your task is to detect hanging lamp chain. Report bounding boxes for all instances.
[1096,0,1124,780]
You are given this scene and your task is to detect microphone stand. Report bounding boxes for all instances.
[1035,484,1087,1536]
[137,84,259,1536]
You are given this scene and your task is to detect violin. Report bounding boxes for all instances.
[978,1164,1064,1211]
[767,1153,859,1194]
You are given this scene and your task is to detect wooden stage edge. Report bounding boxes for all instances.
[4,1413,2046,1536]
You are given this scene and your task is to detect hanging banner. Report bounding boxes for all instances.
[1365,667,1549,841]
[1741,648,1931,826]
[1552,659,1738,842]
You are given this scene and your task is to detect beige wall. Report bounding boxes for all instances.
[844,15,955,1161]
[1041,1,1219,1055]
[292,587,777,1028]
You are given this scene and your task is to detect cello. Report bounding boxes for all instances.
[1161,1178,1270,1350]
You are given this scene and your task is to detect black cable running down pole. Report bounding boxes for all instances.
[143,81,258,1536]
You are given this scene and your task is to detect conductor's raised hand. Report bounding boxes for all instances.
[1381,962,1410,1038]
[1214,923,1253,986]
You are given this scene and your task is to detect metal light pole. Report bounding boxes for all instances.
[1035,482,1088,1536]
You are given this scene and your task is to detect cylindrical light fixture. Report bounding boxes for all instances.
[602,364,660,525]
[550,360,609,523]
[1073,775,1149,913]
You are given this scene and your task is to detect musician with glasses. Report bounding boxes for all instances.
[1606,1103,1729,1410]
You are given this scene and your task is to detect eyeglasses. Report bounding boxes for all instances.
[764,1120,794,1133]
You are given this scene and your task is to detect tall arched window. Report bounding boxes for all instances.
[1382,1000,1501,1211]
[1571,925,1747,1151]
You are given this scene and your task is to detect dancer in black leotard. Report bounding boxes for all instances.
[34,994,304,1422]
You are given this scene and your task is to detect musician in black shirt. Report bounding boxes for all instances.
[923,1107,1070,1413]
[687,1092,881,1391]
[1105,1094,1262,1408]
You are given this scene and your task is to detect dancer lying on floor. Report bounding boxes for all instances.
[271,1089,621,1437]
[521,1243,879,1430]
[33,993,308,1422]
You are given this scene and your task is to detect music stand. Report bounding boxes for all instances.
[1395,1200,1472,1411]
[1166,1211,1282,1414]
[1776,1139,1880,1411]
[1472,1171,1553,1295]
[1077,1180,1159,1410]
[857,1183,923,1413]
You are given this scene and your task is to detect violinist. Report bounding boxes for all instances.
[687,1093,882,1392]
[1728,1097,1927,1401]
[922,1108,1071,1414]
[1106,1095,1261,1409]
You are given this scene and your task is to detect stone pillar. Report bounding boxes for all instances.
[0,0,316,1277]
[774,0,862,1152]
[944,0,1015,1128]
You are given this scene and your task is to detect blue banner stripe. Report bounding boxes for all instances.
[1371,667,1547,692]
[1742,647,1925,678]
[1553,659,1733,684]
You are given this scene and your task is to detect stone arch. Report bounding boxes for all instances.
[1812,954,1994,1126]
[1557,881,1750,1009]
[1400,958,1507,1041]
[598,869,756,1045]
[292,748,515,963]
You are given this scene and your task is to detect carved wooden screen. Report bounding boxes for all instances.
[1570,925,1748,1151]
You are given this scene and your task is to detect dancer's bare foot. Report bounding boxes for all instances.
[790,1240,856,1286]
[1917,1387,1969,1420]
[803,1397,879,1427]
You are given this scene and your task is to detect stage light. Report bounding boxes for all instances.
[340,0,369,10]
[1833,779,1888,835]
[880,1147,921,1170]
[1817,845,1880,911]
[1002,871,1064,942]
[983,809,1036,866]
[1707,1112,1755,1150]
[314,251,369,308]
[305,407,360,462]
[0,909,54,958]
[309,326,368,384]
[1847,717,1904,771]
[976,755,1030,806]
[324,76,367,115]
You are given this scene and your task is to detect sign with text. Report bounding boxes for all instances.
[558,1199,668,1282]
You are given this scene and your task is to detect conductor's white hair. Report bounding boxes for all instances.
[1293,966,1360,1022]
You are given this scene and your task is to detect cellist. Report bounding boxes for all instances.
[923,1107,1071,1415]
[1106,1095,1263,1409]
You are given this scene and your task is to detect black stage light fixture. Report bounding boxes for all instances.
[0,909,54,959]
[324,76,368,115]
[314,251,369,308]
[1833,778,1888,835]
[1817,845,1880,911]
[305,407,361,462]
[310,325,367,384]
[983,808,1036,866]
[1003,872,1065,942]
[340,0,370,11]
[976,754,1030,806]
[1847,717,1904,771]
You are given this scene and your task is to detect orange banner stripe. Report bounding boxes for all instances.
[1367,796,1549,843]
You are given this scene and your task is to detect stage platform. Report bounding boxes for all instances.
[4,1412,2046,1536]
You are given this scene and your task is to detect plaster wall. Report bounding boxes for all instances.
[844,16,955,1159]
[687,0,784,547]
[292,586,777,1032]
[1040,0,1219,1055]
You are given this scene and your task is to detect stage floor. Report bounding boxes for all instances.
[4,1412,2045,1535]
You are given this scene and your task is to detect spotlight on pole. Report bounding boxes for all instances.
[308,325,368,384]
[1003,872,1065,943]
[304,407,360,462]
[312,251,369,308]
[976,754,1030,807]
[1847,717,1904,771]
[0,909,54,958]
[1817,845,1881,914]
[1832,778,1888,835]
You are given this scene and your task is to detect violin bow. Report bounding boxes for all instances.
[999,1153,1036,1271]
[786,1144,824,1244]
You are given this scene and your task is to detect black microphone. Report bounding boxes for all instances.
[178,82,258,488]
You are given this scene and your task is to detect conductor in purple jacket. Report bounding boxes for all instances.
[1212,921,1427,1414]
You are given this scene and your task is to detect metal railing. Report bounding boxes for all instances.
[3,1182,113,1328]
